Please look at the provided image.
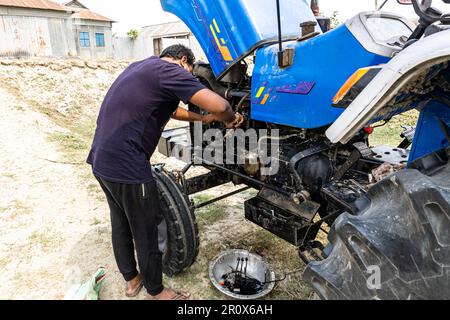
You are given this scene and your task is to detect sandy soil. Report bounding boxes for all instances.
[0,86,110,299]
[0,59,311,300]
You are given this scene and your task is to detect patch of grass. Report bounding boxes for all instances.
[48,132,86,150]
[164,240,227,300]
[91,217,102,226]
[194,194,229,231]
[242,189,258,198]
[47,132,89,163]
[183,211,312,300]
[28,228,62,251]
[37,96,99,198]
[1,172,17,180]
[248,229,312,300]
[13,200,31,213]
[0,256,12,269]
[74,120,96,140]
[14,104,25,112]
[95,194,106,202]
[43,78,57,91]
[38,104,96,144]
[84,173,106,200]
[193,194,214,204]
[1,200,31,220]
[217,226,312,300]
[87,182,100,194]
[370,111,419,148]
[370,125,404,147]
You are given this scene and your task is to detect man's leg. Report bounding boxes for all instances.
[96,177,139,282]
[120,181,164,296]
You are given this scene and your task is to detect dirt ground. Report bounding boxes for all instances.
[0,59,312,300]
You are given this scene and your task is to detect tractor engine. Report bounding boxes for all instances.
[159,62,384,249]
[157,0,450,300]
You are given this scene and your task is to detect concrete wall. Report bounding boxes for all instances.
[72,19,113,60]
[0,6,77,58]
[112,33,207,62]
[112,35,152,61]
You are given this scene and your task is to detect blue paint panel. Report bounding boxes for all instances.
[250,25,390,129]
[160,0,318,76]
[409,101,450,162]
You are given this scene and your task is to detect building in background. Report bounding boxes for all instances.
[113,21,206,62]
[0,0,114,59]
[64,0,114,59]
[0,0,204,61]
[142,21,206,61]
[0,0,76,57]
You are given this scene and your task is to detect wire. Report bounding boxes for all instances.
[262,268,305,285]
[371,118,392,129]
[236,91,250,111]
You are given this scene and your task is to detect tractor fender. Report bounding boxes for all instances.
[326,29,450,145]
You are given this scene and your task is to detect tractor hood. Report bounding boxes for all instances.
[160,0,320,78]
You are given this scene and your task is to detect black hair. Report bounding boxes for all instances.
[160,44,195,66]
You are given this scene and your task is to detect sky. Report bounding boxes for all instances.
[57,0,450,36]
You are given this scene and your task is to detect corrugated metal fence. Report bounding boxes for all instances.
[0,15,76,58]
[0,14,207,61]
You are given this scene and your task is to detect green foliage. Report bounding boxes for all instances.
[126,29,139,40]
[330,11,341,29]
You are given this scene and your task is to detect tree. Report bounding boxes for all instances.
[127,29,139,40]
[330,11,341,29]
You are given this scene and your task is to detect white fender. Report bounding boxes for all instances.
[326,28,450,144]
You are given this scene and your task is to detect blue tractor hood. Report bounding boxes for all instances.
[160,0,320,78]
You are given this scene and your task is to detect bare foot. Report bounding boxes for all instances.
[147,288,192,300]
[126,274,144,298]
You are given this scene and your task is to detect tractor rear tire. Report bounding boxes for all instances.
[304,157,450,299]
[154,168,200,277]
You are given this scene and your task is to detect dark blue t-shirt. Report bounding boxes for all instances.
[87,57,205,184]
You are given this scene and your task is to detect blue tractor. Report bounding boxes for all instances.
[155,0,450,299]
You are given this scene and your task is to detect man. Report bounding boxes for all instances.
[87,44,242,300]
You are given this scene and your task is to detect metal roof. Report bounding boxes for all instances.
[0,0,68,11]
[0,0,114,22]
[141,21,191,38]
[71,8,114,22]
[63,0,86,9]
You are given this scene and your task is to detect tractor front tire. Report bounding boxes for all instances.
[154,168,199,277]
[304,155,450,299]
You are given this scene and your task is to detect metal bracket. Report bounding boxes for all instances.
[398,125,416,149]
[277,49,295,68]
[333,142,372,181]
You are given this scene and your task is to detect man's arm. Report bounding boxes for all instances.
[171,106,219,124]
[188,89,236,124]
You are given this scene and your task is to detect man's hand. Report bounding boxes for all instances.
[189,89,235,123]
[225,113,244,129]
[203,113,244,128]
[201,113,220,124]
